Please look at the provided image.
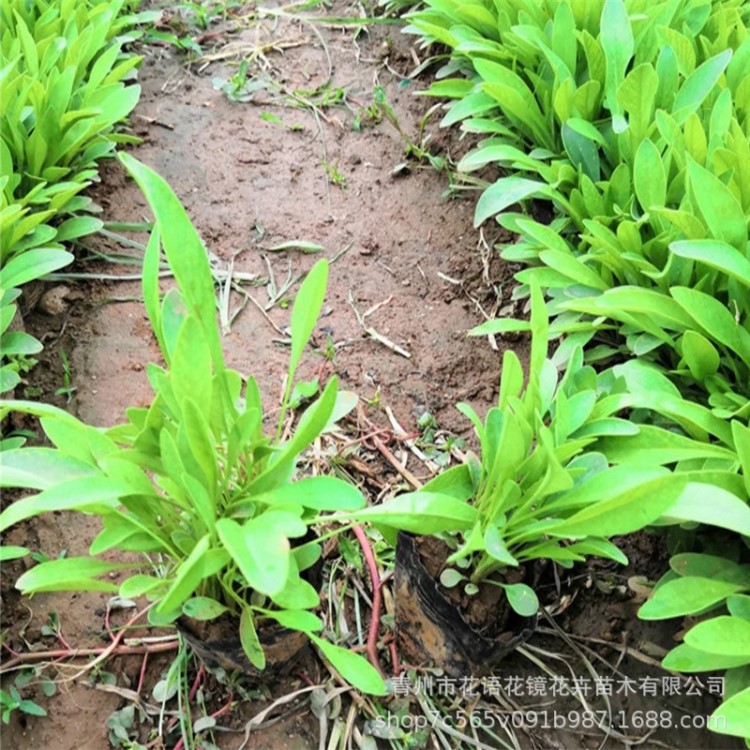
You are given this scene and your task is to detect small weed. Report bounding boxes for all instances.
[416,411,465,467]
[259,112,304,131]
[1,672,48,724]
[322,160,347,189]
[352,100,382,132]
[54,348,76,404]
[212,61,269,103]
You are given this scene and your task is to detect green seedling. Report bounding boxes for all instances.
[260,112,305,131]
[54,349,76,404]
[322,160,347,188]
[0,155,385,697]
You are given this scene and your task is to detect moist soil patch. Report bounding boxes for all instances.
[0,3,741,749]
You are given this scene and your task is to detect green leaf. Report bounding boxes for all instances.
[639,577,743,620]
[681,330,720,380]
[16,557,127,594]
[483,525,518,565]
[308,634,386,695]
[287,259,328,391]
[0,448,98,490]
[260,609,322,633]
[600,0,634,132]
[545,475,687,538]
[660,483,750,536]
[670,239,750,286]
[240,605,265,670]
[182,597,228,620]
[156,535,210,615]
[662,643,750,672]
[732,421,750,496]
[475,178,557,227]
[349,492,478,534]
[439,568,464,588]
[711,687,750,739]
[633,139,666,212]
[728,595,750,622]
[0,546,29,561]
[686,160,748,249]
[502,583,539,617]
[252,476,364,512]
[217,516,292,596]
[670,553,749,584]
[685,616,750,657]
[119,154,224,371]
[0,477,131,533]
[0,248,73,288]
[672,49,732,123]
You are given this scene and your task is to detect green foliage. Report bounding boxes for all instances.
[409,0,750,412]
[1,673,47,724]
[0,0,153,393]
[407,0,750,738]
[347,290,749,617]
[0,156,385,696]
[0,0,149,263]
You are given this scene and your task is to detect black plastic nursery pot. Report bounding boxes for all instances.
[178,532,324,680]
[177,614,308,680]
[394,532,538,677]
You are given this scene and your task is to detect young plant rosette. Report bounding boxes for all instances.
[0,155,385,696]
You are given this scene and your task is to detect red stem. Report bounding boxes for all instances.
[352,524,383,676]
[136,652,149,696]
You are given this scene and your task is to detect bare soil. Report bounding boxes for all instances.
[0,3,740,749]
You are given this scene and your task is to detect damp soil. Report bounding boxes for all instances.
[0,2,741,749]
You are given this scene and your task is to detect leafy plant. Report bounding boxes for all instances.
[0,155,385,695]
[0,248,72,395]
[408,0,750,411]
[638,551,750,741]
[0,671,49,724]
[341,288,749,617]
[405,0,750,741]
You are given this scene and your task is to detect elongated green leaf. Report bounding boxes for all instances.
[0,448,98,489]
[0,545,29,561]
[639,577,743,620]
[156,535,210,615]
[672,49,732,123]
[633,139,666,211]
[260,608,322,632]
[348,492,477,534]
[711,687,750,738]
[288,259,328,389]
[687,160,747,249]
[545,475,687,538]
[309,634,386,695]
[0,248,73,288]
[0,477,131,533]
[240,605,265,670]
[685,616,750,657]
[475,178,556,227]
[600,0,633,131]
[119,154,224,370]
[16,557,128,594]
[670,239,750,286]
[661,483,750,536]
[252,476,364,512]
[663,644,750,672]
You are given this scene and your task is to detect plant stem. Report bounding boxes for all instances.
[352,525,384,676]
